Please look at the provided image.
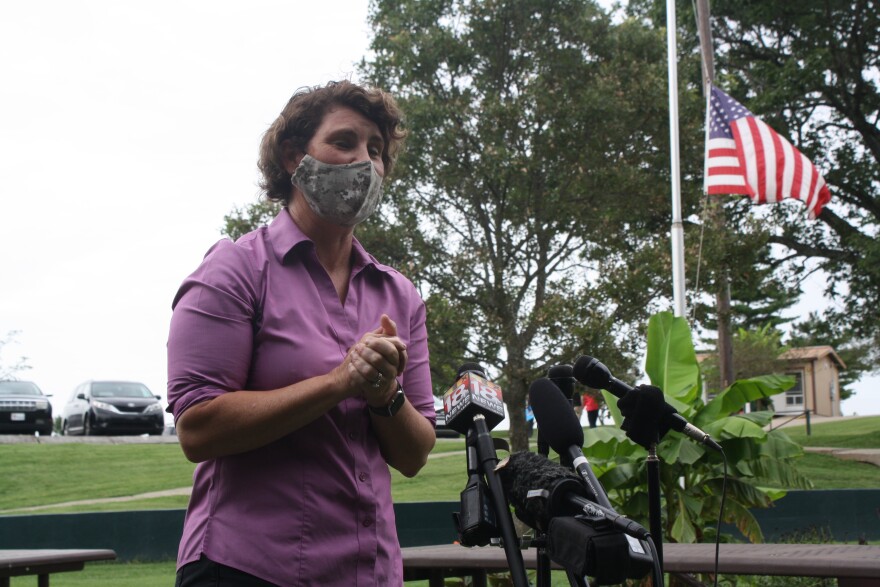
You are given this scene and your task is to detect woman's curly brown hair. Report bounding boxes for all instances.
[258,80,406,204]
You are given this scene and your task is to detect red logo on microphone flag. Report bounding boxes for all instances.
[705,86,831,218]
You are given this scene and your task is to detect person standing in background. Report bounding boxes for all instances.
[583,389,601,428]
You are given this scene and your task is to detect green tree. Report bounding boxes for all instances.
[0,330,31,380]
[360,0,710,450]
[222,199,280,242]
[632,0,880,365]
[711,1,880,345]
[701,323,789,396]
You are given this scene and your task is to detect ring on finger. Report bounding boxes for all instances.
[371,372,384,389]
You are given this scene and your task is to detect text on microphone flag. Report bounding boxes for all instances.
[442,372,505,433]
[705,86,831,218]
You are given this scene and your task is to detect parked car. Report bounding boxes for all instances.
[433,395,460,438]
[0,380,53,435]
[60,381,164,436]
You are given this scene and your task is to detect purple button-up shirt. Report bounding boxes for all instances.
[167,210,434,586]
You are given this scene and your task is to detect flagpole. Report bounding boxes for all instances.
[667,0,686,318]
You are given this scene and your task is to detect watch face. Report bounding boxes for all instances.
[389,389,405,414]
[371,387,405,417]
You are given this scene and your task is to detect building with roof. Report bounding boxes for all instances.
[775,346,846,417]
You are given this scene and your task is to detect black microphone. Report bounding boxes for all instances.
[573,355,722,451]
[528,378,611,508]
[547,364,575,400]
[442,362,505,435]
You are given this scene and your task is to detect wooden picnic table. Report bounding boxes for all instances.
[402,542,880,586]
[0,549,117,587]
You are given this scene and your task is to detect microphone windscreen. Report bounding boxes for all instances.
[457,362,486,378]
[496,451,583,531]
[547,364,575,398]
[573,355,611,389]
[529,378,584,453]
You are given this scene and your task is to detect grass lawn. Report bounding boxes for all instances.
[782,415,880,449]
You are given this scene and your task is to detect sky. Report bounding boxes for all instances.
[1,1,877,425]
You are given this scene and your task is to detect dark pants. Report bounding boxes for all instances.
[175,555,279,587]
[587,409,599,429]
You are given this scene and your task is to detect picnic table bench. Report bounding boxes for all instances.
[0,549,116,587]
[402,542,880,586]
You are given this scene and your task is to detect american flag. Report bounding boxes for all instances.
[705,86,831,218]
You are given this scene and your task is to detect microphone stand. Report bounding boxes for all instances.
[471,414,530,587]
[647,443,663,568]
[533,429,553,587]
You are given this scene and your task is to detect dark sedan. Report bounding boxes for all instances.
[61,380,164,436]
[0,380,54,435]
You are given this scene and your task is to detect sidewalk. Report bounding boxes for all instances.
[766,414,880,468]
[803,447,880,467]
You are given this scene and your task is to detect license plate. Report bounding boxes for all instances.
[10,413,25,421]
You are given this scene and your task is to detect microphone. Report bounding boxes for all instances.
[573,355,722,451]
[496,451,654,584]
[547,364,575,400]
[442,363,506,435]
[528,378,611,508]
[448,365,530,585]
[497,451,649,539]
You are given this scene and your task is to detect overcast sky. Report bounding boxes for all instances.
[2,1,876,424]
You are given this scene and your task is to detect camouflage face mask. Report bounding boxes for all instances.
[290,154,383,226]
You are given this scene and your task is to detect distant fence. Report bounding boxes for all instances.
[0,490,877,562]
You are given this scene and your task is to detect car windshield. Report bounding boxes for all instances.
[91,382,153,399]
[0,381,42,396]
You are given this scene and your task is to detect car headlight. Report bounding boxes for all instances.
[143,403,163,414]
[91,400,120,413]
[35,400,49,410]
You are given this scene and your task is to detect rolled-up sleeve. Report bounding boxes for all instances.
[403,297,436,426]
[167,240,259,420]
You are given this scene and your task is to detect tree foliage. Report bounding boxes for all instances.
[701,323,789,395]
[360,0,709,450]
[0,330,31,380]
[710,0,880,385]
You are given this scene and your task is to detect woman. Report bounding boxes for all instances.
[167,80,436,586]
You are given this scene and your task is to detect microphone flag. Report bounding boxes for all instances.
[442,371,505,434]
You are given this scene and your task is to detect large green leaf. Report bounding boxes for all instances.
[657,435,706,465]
[758,431,805,460]
[645,311,700,402]
[722,498,765,543]
[749,456,813,490]
[698,374,794,424]
[704,415,767,441]
[670,497,698,543]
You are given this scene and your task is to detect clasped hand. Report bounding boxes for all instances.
[342,314,407,408]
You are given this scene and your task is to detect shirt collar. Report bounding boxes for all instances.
[267,209,391,275]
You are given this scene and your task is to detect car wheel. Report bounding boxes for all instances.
[61,420,69,436]
[83,415,92,436]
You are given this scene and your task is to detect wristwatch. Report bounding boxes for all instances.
[369,381,406,417]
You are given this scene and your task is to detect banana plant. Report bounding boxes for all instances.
[583,311,811,543]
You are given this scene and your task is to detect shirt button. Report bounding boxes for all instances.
[358,472,368,482]
[363,518,373,527]
[348,432,355,440]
